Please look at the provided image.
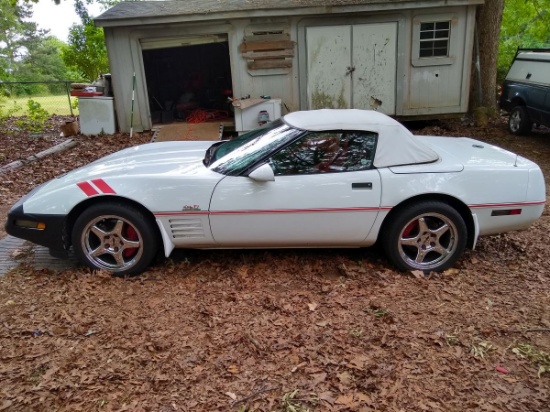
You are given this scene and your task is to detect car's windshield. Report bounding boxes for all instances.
[208,119,303,175]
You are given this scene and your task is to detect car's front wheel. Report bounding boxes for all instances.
[508,105,532,135]
[382,201,467,272]
[72,203,159,275]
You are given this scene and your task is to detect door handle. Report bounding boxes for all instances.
[352,182,372,189]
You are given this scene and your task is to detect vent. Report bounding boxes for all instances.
[169,217,205,239]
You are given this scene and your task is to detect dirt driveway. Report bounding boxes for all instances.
[0,116,549,411]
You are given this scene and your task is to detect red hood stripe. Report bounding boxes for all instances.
[92,178,116,194]
[77,182,99,197]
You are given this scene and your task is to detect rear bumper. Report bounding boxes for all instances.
[5,197,68,257]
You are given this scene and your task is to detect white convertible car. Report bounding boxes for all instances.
[5,109,546,275]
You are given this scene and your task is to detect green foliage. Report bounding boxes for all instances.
[61,22,109,81]
[0,0,36,80]
[513,343,550,378]
[17,37,70,91]
[1,0,78,86]
[15,99,50,132]
[0,100,23,120]
[280,390,318,412]
[498,0,550,81]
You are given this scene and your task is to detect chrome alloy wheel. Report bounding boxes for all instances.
[80,214,143,272]
[509,110,522,133]
[398,212,459,271]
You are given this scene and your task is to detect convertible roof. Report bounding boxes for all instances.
[283,109,439,168]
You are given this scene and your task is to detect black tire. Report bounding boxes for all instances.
[72,202,159,276]
[508,105,532,135]
[382,201,467,272]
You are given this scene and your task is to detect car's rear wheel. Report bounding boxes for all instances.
[72,203,159,275]
[382,201,467,272]
[508,105,532,135]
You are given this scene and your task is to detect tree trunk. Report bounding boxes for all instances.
[474,0,505,113]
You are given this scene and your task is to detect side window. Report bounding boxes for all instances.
[419,21,450,58]
[411,14,456,67]
[270,131,377,176]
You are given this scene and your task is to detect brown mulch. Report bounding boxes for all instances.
[0,115,549,411]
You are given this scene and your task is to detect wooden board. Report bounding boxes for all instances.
[155,122,230,142]
[239,40,294,52]
[247,59,293,70]
[241,50,294,60]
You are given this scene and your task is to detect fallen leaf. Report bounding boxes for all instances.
[308,302,318,311]
[291,362,307,373]
[10,249,25,258]
[225,392,237,400]
[348,354,369,369]
[335,393,355,407]
[355,392,372,404]
[318,391,335,406]
[443,268,460,276]
[410,270,425,279]
[337,371,353,385]
[310,372,327,385]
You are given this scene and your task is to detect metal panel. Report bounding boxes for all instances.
[408,12,464,110]
[306,26,352,109]
[78,97,116,135]
[352,22,397,114]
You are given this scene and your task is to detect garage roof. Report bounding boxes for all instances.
[95,0,484,27]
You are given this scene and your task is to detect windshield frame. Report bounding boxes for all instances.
[208,119,304,176]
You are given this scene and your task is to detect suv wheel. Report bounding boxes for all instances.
[508,105,532,135]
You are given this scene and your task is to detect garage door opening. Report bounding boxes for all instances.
[141,35,233,126]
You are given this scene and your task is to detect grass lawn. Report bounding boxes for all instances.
[0,94,78,116]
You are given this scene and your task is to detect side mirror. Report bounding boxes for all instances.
[248,163,275,182]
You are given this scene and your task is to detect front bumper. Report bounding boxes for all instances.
[5,196,69,258]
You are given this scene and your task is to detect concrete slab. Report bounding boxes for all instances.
[0,236,78,276]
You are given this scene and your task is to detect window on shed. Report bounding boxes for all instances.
[419,21,450,58]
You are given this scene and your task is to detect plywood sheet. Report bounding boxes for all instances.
[155,122,227,142]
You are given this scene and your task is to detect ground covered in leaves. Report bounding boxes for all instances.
[0,115,549,411]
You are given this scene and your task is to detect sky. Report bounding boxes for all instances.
[28,0,105,42]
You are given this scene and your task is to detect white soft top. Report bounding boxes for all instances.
[283,109,439,168]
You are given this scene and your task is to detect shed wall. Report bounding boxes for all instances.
[103,5,476,133]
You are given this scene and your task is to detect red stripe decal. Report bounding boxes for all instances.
[92,178,116,194]
[155,207,390,217]
[153,201,545,218]
[77,182,99,197]
[469,200,546,208]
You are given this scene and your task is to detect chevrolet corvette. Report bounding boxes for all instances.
[5,109,546,275]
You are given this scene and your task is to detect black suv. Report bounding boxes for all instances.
[498,48,550,135]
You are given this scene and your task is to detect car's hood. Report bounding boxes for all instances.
[43,140,215,189]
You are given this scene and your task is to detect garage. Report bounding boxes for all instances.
[95,0,482,133]
[141,35,233,125]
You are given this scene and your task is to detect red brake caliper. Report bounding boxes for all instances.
[402,221,417,238]
[123,225,139,258]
